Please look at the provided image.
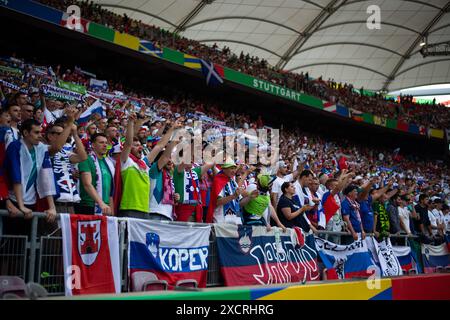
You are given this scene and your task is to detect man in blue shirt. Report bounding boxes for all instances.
[341,184,365,241]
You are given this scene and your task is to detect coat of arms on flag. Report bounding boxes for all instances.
[200,59,224,86]
[77,220,101,266]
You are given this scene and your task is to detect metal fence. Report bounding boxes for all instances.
[0,210,418,296]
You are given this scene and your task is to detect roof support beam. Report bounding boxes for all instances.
[174,0,210,34]
[275,0,345,70]
[381,1,450,91]
[100,4,178,28]
[295,42,404,57]
[313,21,421,37]
[184,16,301,35]
[287,62,389,78]
[394,58,450,78]
[340,0,442,11]
[198,39,282,57]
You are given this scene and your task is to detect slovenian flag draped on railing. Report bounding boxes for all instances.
[78,99,105,125]
[315,237,376,279]
[61,214,121,296]
[421,242,450,273]
[128,220,211,288]
[392,245,416,272]
[214,224,320,286]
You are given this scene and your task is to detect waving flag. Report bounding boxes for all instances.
[128,220,211,288]
[215,224,319,286]
[421,243,450,273]
[61,214,121,296]
[200,59,224,86]
[139,40,163,58]
[78,99,105,125]
[321,191,340,225]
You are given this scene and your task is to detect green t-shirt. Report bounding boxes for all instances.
[119,158,150,213]
[78,157,112,206]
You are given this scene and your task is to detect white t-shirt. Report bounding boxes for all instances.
[398,206,411,234]
[428,209,443,235]
[271,173,293,206]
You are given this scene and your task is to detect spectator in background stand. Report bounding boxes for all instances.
[21,104,34,122]
[4,104,21,148]
[414,194,433,242]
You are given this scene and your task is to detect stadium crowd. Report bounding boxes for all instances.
[37,0,450,130]
[0,53,449,248]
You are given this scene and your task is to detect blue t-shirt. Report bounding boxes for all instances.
[359,195,374,232]
[341,198,362,233]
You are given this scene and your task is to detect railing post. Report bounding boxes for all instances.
[28,215,38,283]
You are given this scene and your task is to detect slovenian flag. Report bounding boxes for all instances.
[128,219,211,289]
[61,214,121,296]
[421,243,450,273]
[392,245,415,272]
[315,237,376,279]
[78,99,105,125]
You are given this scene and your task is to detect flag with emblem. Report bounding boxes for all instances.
[200,59,224,86]
[139,40,163,58]
[214,224,319,286]
[421,242,450,273]
[128,219,211,288]
[61,214,121,296]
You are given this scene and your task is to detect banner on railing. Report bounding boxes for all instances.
[214,224,320,286]
[128,220,211,288]
[60,214,121,296]
[421,243,450,273]
[366,237,403,277]
[315,236,375,279]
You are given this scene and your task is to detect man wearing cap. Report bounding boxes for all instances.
[341,184,365,241]
[270,160,299,209]
[206,161,244,224]
[240,174,286,231]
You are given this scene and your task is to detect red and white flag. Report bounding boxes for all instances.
[61,214,121,296]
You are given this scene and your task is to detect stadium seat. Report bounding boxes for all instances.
[175,279,198,290]
[0,276,27,299]
[26,282,48,300]
[131,271,159,292]
[444,266,450,273]
[143,280,168,291]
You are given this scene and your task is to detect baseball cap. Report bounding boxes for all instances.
[257,174,276,189]
[277,160,287,169]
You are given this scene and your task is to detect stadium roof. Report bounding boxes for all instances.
[93,0,450,91]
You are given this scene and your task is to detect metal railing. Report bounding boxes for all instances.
[0,210,423,295]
